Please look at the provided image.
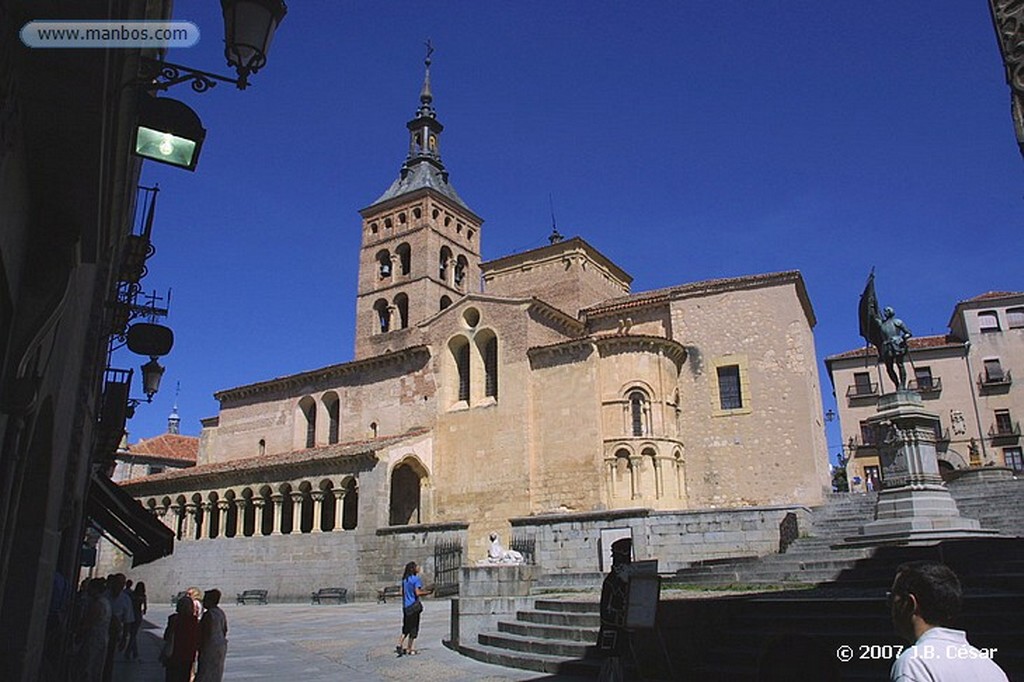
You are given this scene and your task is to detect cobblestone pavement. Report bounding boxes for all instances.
[112,599,591,682]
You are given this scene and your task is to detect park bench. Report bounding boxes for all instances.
[377,585,402,603]
[310,587,348,604]
[235,589,268,605]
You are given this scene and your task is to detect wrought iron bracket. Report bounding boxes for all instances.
[139,57,246,94]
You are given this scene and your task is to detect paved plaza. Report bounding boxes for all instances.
[111,598,590,682]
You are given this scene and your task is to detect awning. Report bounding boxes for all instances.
[86,472,174,567]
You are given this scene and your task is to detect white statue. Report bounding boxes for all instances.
[477,532,524,565]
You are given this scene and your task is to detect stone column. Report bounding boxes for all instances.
[252,498,267,536]
[851,391,996,545]
[629,457,641,499]
[290,492,304,533]
[183,504,197,540]
[271,494,285,535]
[447,258,457,288]
[390,253,400,277]
[604,458,616,500]
[218,500,231,537]
[206,502,219,539]
[334,489,346,530]
[310,492,324,534]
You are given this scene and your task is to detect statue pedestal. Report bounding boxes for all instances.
[847,391,998,546]
[447,565,537,648]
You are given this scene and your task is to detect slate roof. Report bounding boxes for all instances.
[368,161,471,212]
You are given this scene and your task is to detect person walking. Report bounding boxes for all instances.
[162,595,200,682]
[195,589,228,682]
[125,581,147,660]
[396,561,432,656]
[75,577,111,682]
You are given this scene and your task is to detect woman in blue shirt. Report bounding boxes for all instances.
[396,562,432,656]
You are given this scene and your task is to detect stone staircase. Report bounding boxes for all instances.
[672,477,1023,587]
[452,598,602,677]
[450,476,1023,678]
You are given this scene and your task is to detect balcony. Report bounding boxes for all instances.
[846,382,879,401]
[978,369,1012,393]
[907,377,942,395]
[989,420,1021,444]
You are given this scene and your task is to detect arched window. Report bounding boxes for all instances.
[224,491,238,538]
[341,478,358,530]
[480,333,498,399]
[394,293,409,329]
[389,461,423,525]
[454,255,468,288]
[450,337,470,403]
[440,295,452,311]
[241,489,255,537]
[279,484,294,534]
[299,396,316,448]
[323,392,340,444]
[258,438,266,456]
[373,299,390,333]
[628,390,649,437]
[395,242,411,276]
[439,246,452,281]
[376,249,392,278]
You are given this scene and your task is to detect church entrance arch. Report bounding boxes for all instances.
[389,459,427,525]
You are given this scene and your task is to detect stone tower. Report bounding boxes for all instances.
[354,48,483,360]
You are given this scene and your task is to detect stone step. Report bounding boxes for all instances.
[445,639,599,678]
[478,630,593,658]
[533,599,599,614]
[516,608,601,628]
[498,619,599,642]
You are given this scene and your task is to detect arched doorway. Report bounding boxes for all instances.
[389,461,424,525]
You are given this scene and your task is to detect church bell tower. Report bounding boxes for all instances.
[354,45,483,360]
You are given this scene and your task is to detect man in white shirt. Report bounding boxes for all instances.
[889,561,1008,682]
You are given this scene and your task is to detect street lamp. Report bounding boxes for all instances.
[221,0,289,89]
[140,0,287,93]
[133,95,206,170]
[140,357,166,401]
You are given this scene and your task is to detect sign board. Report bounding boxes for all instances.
[626,560,659,629]
[599,527,632,572]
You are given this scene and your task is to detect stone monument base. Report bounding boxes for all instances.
[448,564,538,649]
[844,390,999,548]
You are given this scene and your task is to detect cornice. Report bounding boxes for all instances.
[214,345,431,403]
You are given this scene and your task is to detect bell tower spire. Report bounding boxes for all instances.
[404,39,445,176]
[354,44,484,361]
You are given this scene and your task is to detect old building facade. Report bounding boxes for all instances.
[826,291,1024,492]
[112,64,832,599]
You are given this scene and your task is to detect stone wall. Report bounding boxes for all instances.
[511,505,812,574]
[97,505,809,602]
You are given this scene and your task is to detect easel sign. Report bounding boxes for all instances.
[626,560,659,629]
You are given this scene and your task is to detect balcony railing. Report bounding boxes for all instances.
[989,420,1021,441]
[907,377,942,394]
[846,382,879,399]
[978,369,1013,391]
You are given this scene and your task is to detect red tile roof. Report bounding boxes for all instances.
[122,428,431,491]
[961,291,1022,303]
[128,433,199,463]
[825,334,962,361]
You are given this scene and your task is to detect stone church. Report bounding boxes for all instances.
[112,63,831,599]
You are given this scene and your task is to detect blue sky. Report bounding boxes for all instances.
[123,2,1021,465]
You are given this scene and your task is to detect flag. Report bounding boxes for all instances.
[858,270,882,350]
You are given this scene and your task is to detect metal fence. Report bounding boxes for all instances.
[510,535,536,565]
[433,538,463,597]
